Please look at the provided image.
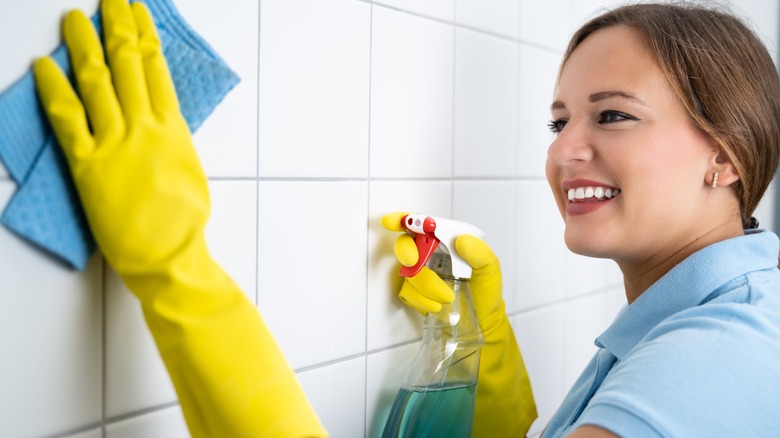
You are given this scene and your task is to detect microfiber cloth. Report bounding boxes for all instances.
[0,0,239,270]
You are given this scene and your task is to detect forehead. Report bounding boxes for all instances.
[555,25,671,105]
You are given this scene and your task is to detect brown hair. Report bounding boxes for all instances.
[561,2,780,228]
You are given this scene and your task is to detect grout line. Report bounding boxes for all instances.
[38,402,182,438]
[254,0,266,308]
[210,175,550,182]
[450,1,457,214]
[506,282,625,319]
[101,257,108,437]
[356,0,563,56]
[363,3,374,436]
[294,337,420,374]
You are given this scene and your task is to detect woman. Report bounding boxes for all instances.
[541,3,780,436]
[388,2,780,437]
[35,0,780,437]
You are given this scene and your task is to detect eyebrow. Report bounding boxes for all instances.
[550,90,648,110]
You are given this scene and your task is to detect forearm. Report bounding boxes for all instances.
[124,239,327,438]
[473,307,537,437]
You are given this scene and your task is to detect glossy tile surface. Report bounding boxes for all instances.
[258,0,370,178]
[454,28,518,177]
[0,181,103,437]
[258,181,368,368]
[298,356,367,437]
[370,7,454,178]
[105,406,189,438]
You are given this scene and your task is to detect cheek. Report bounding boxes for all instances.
[545,159,566,216]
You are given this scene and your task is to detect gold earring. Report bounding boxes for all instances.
[712,172,719,188]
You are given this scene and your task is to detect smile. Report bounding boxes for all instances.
[567,186,621,202]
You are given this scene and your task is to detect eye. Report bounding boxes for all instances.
[548,119,567,134]
[597,110,638,124]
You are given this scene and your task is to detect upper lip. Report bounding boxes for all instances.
[561,179,619,191]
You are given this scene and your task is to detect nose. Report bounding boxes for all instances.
[546,119,594,167]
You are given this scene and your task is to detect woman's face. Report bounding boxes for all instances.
[546,25,717,266]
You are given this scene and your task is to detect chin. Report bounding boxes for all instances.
[563,231,615,260]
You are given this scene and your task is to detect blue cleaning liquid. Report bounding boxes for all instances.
[381,382,477,438]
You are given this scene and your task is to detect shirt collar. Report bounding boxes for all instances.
[596,230,779,359]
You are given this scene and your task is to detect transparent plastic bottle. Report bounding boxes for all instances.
[382,251,485,438]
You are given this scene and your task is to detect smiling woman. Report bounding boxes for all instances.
[542,3,780,437]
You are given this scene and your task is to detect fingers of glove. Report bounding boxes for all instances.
[62,10,123,143]
[381,211,409,232]
[455,234,500,276]
[132,2,179,116]
[455,234,502,313]
[394,234,419,267]
[33,57,95,161]
[102,0,151,116]
[407,266,455,305]
[398,280,442,314]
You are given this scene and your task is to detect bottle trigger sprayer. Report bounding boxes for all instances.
[382,214,486,438]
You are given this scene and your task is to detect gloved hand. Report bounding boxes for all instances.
[34,1,326,437]
[383,211,537,437]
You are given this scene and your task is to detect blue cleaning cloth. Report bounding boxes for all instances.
[0,0,239,270]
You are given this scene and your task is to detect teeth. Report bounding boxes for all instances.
[566,186,620,201]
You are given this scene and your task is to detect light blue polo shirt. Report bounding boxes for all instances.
[543,230,780,437]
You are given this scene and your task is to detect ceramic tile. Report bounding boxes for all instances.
[0,0,98,90]
[518,0,572,52]
[454,28,518,177]
[62,428,102,438]
[517,44,560,178]
[257,181,368,369]
[365,342,421,437]
[455,0,520,39]
[175,0,258,178]
[372,0,455,22]
[205,180,257,304]
[562,251,615,299]
[754,181,776,232]
[258,0,370,178]
[297,357,367,437]
[0,181,102,437]
[453,180,518,311]
[366,180,452,351]
[105,270,177,418]
[514,180,567,310]
[105,406,189,438]
[511,310,563,437]
[370,7,454,178]
[559,290,623,388]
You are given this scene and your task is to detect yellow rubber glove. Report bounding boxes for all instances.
[383,212,537,437]
[33,1,326,437]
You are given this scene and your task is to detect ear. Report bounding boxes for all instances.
[708,149,739,188]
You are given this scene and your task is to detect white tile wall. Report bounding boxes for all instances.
[177,0,260,178]
[456,0,520,39]
[369,7,454,179]
[105,405,189,438]
[1,0,777,437]
[258,0,371,178]
[454,27,518,177]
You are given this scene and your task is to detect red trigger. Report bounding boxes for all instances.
[399,234,440,277]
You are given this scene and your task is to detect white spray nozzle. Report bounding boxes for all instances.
[398,214,487,279]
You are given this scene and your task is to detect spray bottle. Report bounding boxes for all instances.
[382,214,485,438]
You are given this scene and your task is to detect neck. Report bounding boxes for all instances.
[618,219,744,304]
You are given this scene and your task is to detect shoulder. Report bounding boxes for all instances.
[580,297,780,436]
